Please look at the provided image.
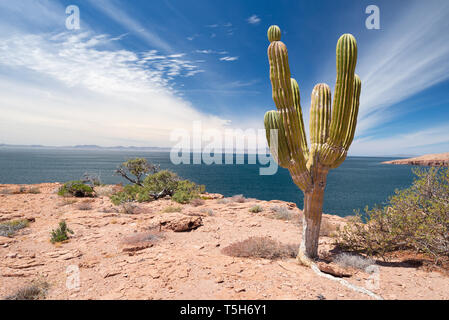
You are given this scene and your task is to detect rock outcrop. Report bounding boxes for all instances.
[382,152,449,166]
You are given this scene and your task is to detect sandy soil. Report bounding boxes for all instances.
[0,183,448,300]
[382,152,449,166]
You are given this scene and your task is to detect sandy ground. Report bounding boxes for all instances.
[0,183,448,300]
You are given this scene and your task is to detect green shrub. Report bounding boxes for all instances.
[172,180,205,204]
[58,181,94,198]
[0,219,30,237]
[50,221,74,243]
[335,167,449,263]
[115,158,159,186]
[249,205,263,213]
[110,169,205,205]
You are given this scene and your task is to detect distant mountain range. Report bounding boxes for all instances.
[0,143,171,151]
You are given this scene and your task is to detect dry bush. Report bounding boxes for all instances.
[249,205,263,213]
[5,280,49,300]
[190,198,205,207]
[28,187,41,194]
[0,219,30,237]
[200,208,214,216]
[333,253,375,271]
[222,236,298,260]
[100,206,119,213]
[121,202,142,214]
[0,188,12,195]
[94,185,115,197]
[217,198,231,204]
[121,230,164,245]
[271,206,298,221]
[75,200,93,211]
[231,194,246,203]
[162,205,182,213]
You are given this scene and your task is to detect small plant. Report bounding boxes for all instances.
[75,200,93,211]
[94,185,115,197]
[115,158,159,186]
[28,187,41,194]
[172,180,205,204]
[0,188,12,195]
[50,221,73,243]
[200,208,214,216]
[4,280,49,300]
[249,205,263,213]
[217,198,231,204]
[120,202,141,214]
[0,219,30,237]
[222,236,298,260]
[162,205,183,213]
[58,181,94,198]
[271,206,296,221]
[121,230,164,245]
[231,194,246,203]
[333,253,375,271]
[18,186,27,193]
[81,172,102,187]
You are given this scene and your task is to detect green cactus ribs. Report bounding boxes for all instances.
[263,25,362,263]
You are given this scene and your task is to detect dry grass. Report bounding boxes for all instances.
[121,229,164,245]
[162,205,183,213]
[200,208,214,216]
[222,236,298,260]
[4,280,49,300]
[190,198,205,207]
[0,219,30,237]
[0,188,12,195]
[333,253,375,271]
[249,205,263,213]
[94,185,116,197]
[320,219,339,236]
[75,200,93,211]
[270,206,299,222]
[121,202,142,214]
[217,198,231,204]
[231,194,247,203]
[57,198,78,207]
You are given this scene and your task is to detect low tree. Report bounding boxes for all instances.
[115,158,160,186]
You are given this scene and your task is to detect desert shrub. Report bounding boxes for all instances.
[0,188,12,195]
[75,200,93,211]
[28,187,41,194]
[335,167,449,263]
[231,194,246,203]
[162,205,183,213]
[222,236,297,260]
[121,230,164,245]
[200,208,214,216]
[271,206,295,221]
[4,280,49,300]
[110,169,204,205]
[120,202,142,214]
[320,219,338,237]
[333,253,375,271]
[58,181,94,198]
[50,221,73,243]
[81,172,102,187]
[172,180,205,204]
[190,198,205,207]
[249,205,263,213]
[217,198,231,204]
[115,158,159,186]
[0,219,29,237]
[94,185,115,197]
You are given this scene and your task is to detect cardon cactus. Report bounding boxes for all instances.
[264,25,362,265]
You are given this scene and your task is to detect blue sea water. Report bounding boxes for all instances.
[0,147,418,217]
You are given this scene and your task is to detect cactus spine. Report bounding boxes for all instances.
[264,26,361,264]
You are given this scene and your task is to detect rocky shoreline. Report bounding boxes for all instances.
[382,152,449,166]
[0,183,447,300]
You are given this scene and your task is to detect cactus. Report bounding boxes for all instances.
[264,26,362,265]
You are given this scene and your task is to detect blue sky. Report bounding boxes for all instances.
[0,0,448,156]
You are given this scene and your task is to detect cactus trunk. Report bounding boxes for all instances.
[264,26,361,265]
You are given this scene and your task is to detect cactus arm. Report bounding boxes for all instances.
[307,83,332,170]
[291,78,309,163]
[331,74,362,168]
[264,110,291,169]
[321,34,358,166]
[267,27,311,189]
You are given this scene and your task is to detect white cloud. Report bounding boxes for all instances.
[247,15,261,25]
[220,56,239,62]
[0,31,227,147]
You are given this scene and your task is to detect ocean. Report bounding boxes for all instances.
[0,147,417,217]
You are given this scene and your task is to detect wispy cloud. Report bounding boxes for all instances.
[247,15,261,25]
[195,49,228,55]
[87,0,173,52]
[220,56,239,62]
[354,2,449,135]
